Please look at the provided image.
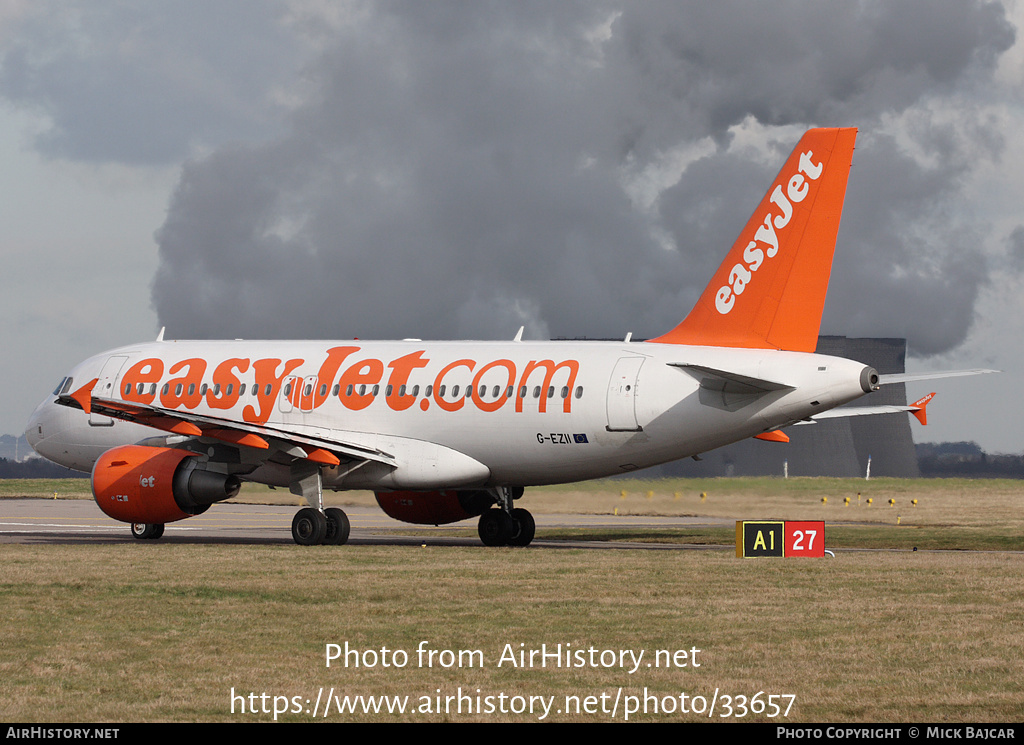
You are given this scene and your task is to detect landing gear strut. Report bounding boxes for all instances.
[477,487,534,547]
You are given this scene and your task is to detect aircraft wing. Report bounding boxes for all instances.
[56,378,397,468]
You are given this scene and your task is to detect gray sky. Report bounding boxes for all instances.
[3,0,1024,452]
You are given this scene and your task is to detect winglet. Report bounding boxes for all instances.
[910,392,936,425]
[650,127,858,352]
[69,378,98,414]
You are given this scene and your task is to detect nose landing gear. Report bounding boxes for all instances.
[131,523,165,540]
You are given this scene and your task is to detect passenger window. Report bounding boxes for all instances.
[561,386,568,398]
[452,385,460,397]
[575,386,583,399]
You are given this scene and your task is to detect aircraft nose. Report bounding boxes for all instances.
[24,397,67,458]
[25,402,45,450]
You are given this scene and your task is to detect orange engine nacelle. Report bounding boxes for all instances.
[92,445,241,525]
[375,489,493,525]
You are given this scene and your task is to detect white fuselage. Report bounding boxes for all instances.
[26,339,872,491]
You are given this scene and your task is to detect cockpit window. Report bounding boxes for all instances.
[53,377,73,396]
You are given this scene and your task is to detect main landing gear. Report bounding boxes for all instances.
[292,507,350,546]
[289,461,350,546]
[477,487,535,547]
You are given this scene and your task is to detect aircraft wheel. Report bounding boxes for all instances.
[131,523,164,540]
[478,509,513,547]
[508,508,535,547]
[324,508,351,546]
[292,508,327,546]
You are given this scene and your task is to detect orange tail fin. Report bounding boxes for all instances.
[650,127,857,352]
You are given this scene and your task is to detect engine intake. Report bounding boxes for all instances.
[92,445,240,525]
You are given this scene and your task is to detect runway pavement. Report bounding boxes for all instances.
[0,498,735,550]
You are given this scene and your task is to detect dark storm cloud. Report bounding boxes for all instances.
[0,1,301,164]
[145,1,1015,353]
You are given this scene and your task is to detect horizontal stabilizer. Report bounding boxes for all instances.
[878,369,998,385]
[795,392,935,425]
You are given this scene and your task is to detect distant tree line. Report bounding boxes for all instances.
[0,458,86,479]
[915,442,1024,478]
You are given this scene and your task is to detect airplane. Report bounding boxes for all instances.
[24,127,992,547]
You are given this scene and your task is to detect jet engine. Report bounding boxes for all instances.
[92,445,240,525]
[375,489,493,525]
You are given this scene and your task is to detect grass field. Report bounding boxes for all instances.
[1,477,1022,722]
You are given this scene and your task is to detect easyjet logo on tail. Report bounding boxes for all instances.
[714,149,824,315]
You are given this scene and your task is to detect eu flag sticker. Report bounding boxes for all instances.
[573,433,589,444]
